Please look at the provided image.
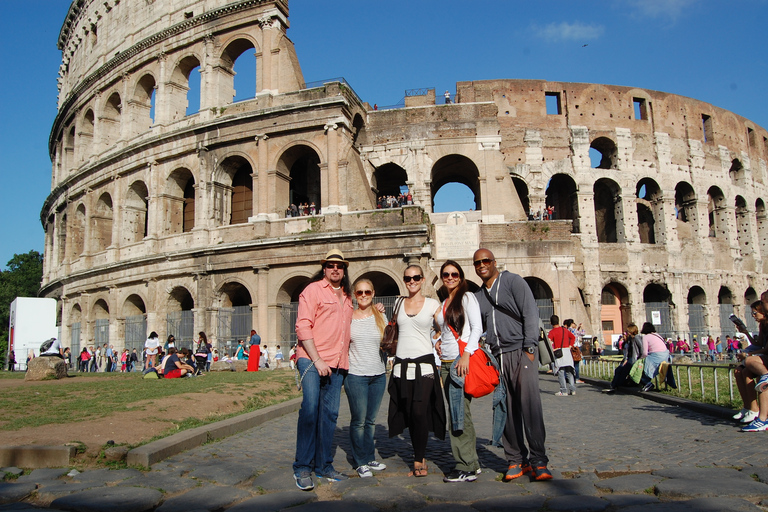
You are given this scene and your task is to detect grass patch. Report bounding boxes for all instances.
[0,370,300,431]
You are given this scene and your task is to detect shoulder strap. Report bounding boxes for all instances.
[390,296,404,324]
[482,279,522,324]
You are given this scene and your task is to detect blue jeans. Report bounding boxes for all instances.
[344,373,386,468]
[640,350,670,386]
[293,357,346,476]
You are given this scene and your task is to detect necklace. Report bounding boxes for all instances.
[331,285,341,290]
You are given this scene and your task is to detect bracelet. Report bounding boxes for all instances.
[313,358,321,363]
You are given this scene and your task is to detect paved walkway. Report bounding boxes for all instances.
[2,374,768,511]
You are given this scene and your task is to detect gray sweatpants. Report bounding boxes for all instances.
[499,348,549,467]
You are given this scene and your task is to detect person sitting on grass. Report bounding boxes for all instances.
[163,347,194,379]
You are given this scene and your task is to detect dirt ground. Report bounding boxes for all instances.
[0,376,266,460]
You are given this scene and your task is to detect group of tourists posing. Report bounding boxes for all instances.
[291,247,552,491]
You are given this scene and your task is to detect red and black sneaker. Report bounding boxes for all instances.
[531,465,553,481]
[503,462,532,481]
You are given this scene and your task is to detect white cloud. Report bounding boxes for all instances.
[627,0,697,20]
[531,21,605,43]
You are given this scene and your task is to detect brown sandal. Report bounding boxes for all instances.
[408,460,428,477]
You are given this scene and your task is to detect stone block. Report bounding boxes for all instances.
[0,446,75,468]
[103,446,129,462]
[209,361,235,372]
[233,360,248,372]
[49,486,163,512]
[25,357,68,381]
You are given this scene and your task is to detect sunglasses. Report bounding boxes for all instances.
[403,275,423,283]
[473,258,494,267]
[324,263,345,270]
[355,289,373,297]
[442,272,460,279]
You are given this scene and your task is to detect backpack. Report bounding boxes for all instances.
[143,368,159,379]
[39,338,55,353]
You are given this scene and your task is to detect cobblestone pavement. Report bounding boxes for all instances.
[3,374,768,511]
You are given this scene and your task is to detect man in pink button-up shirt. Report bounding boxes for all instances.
[293,248,354,491]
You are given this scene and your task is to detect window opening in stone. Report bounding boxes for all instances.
[57,213,67,264]
[124,181,149,243]
[545,92,561,115]
[230,167,253,225]
[735,195,749,249]
[601,283,629,339]
[589,137,617,169]
[431,154,481,213]
[545,173,579,233]
[183,180,195,232]
[103,92,122,148]
[186,66,200,115]
[764,137,768,158]
[636,179,660,244]
[222,39,256,103]
[170,56,201,118]
[756,198,768,261]
[593,178,622,243]
[633,97,647,120]
[134,74,156,133]
[93,193,113,252]
[512,177,530,220]
[80,110,94,163]
[728,159,744,186]
[643,283,674,338]
[73,204,86,257]
[674,181,697,241]
[707,186,726,239]
[702,114,713,143]
[748,127,756,148]
[524,277,554,323]
[373,163,408,199]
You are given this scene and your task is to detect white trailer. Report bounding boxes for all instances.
[8,297,59,371]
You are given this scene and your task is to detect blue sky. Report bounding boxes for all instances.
[1,0,767,269]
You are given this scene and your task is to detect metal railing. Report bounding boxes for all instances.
[580,356,742,407]
[302,77,363,105]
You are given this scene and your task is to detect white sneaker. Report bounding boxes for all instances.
[356,465,373,478]
[367,461,386,471]
[742,410,759,424]
[733,408,749,421]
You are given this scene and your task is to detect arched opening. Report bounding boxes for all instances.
[277,275,313,344]
[643,283,674,338]
[69,304,82,361]
[756,198,768,261]
[123,181,148,244]
[687,286,708,341]
[222,39,256,103]
[373,163,408,201]
[133,74,156,134]
[523,277,553,323]
[169,56,201,119]
[276,145,321,213]
[354,271,400,298]
[57,213,67,264]
[545,174,579,232]
[512,177,530,219]
[745,287,759,334]
[93,193,113,252]
[65,125,76,173]
[167,287,195,348]
[123,294,147,355]
[101,92,122,148]
[674,181,698,241]
[594,178,622,243]
[217,156,253,225]
[636,178,661,244]
[707,186,727,239]
[431,154,481,212]
[729,158,745,185]
[601,283,630,348]
[93,298,110,347]
[718,286,735,336]
[166,169,195,234]
[79,110,94,163]
[352,114,365,145]
[735,195,750,250]
[589,137,617,169]
[218,282,253,352]
[72,204,86,257]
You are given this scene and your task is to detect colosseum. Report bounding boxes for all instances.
[41,0,768,358]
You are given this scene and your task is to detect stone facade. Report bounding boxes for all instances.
[42,0,768,354]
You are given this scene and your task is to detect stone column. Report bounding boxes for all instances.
[258,17,275,92]
[255,265,269,335]
[254,134,269,218]
[659,190,679,251]
[145,161,160,241]
[323,122,340,212]
[155,52,168,125]
[620,192,637,244]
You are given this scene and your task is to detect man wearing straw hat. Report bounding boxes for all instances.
[293,248,354,490]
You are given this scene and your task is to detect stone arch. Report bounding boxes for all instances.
[687,285,708,339]
[169,54,202,119]
[123,294,147,316]
[276,144,321,211]
[70,303,82,325]
[123,180,148,244]
[71,203,86,257]
[78,109,94,163]
[717,285,735,335]
[216,281,253,346]
[216,155,254,225]
[373,163,408,198]
[168,286,194,311]
[352,113,365,145]
[57,212,67,263]
[756,198,768,260]
[276,273,314,304]
[512,177,530,219]
[132,73,156,134]
[523,276,553,322]
[593,178,623,243]
[166,168,196,234]
[734,195,751,250]
[601,282,630,341]
[729,158,745,185]
[674,181,698,239]
[707,186,728,239]
[217,280,254,308]
[220,36,258,103]
[64,124,76,173]
[589,136,617,169]
[101,91,122,148]
[167,286,195,347]
[92,298,110,319]
[545,173,579,232]
[643,282,674,337]
[431,154,481,212]
[353,269,401,297]
[636,178,662,244]
[93,192,113,252]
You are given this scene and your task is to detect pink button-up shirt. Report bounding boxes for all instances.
[295,279,353,370]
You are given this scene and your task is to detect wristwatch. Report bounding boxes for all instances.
[525,346,535,354]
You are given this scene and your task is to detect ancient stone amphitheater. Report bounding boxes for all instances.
[41,0,768,357]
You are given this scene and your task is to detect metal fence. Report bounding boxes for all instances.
[94,319,109,347]
[167,311,194,349]
[217,306,252,349]
[125,315,147,363]
[70,322,81,371]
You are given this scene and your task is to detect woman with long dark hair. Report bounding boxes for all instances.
[387,264,445,478]
[435,260,483,482]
